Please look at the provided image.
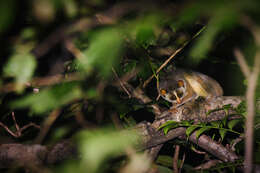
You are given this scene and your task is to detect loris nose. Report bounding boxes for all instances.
[173,90,181,104]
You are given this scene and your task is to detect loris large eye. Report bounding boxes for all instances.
[177,80,184,87]
[160,89,167,96]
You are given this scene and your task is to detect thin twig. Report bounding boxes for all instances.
[32,2,146,58]
[11,112,21,136]
[173,145,180,173]
[0,112,40,138]
[244,52,260,173]
[64,39,85,59]
[193,160,222,170]
[20,122,41,132]
[179,152,186,173]
[235,16,260,173]
[191,147,207,155]
[0,122,19,137]
[0,73,81,93]
[110,113,124,129]
[75,111,97,128]
[234,49,250,78]
[234,33,260,173]
[112,67,131,98]
[231,134,244,151]
[147,144,163,161]
[143,26,206,88]
[34,109,61,144]
[126,85,161,116]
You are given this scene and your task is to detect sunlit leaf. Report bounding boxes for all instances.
[64,0,78,18]
[163,125,176,134]
[195,127,210,139]
[219,129,227,141]
[158,120,177,129]
[136,24,156,49]
[78,128,140,173]
[11,82,82,114]
[78,28,123,77]
[186,126,198,137]
[4,52,37,91]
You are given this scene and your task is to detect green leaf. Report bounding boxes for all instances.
[78,28,123,77]
[158,120,177,130]
[162,125,171,134]
[4,52,37,91]
[158,121,182,134]
[206,108,223,116]
[77,128,139,173]
[210,121,221,128]
[235,101,246,115]
[86,88,98,99]
[63,0,78,18]
[196,127,211,139]
[11,82,82,114]
[181,120,192,126]
[186,126,198,137]
[223,104,232,110]
[164,124,180,134]
[228,119,241,130]
[136,24,156,49]
[219,129,227,141]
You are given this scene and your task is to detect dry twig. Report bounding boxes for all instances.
[234,19,260,171]
[173,145,180,173]
[193,160,222,170]
[142,26,206,88]
[34,109,61,144]
[0,112,40,138]
[112,67,131,98]
[0,73,81,93]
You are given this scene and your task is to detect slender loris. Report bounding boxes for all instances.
[158,68,223,107]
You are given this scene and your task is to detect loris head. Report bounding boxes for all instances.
[158,74,187,104]
[157,68,223,106]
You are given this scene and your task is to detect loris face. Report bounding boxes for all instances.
[158,68,223,107]
[158,79,186,104]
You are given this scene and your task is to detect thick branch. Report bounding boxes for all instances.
[0,141,77,169]
[0,96,244,168]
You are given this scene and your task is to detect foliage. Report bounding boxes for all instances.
[159,103,245,140]
[0,0,260,172]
